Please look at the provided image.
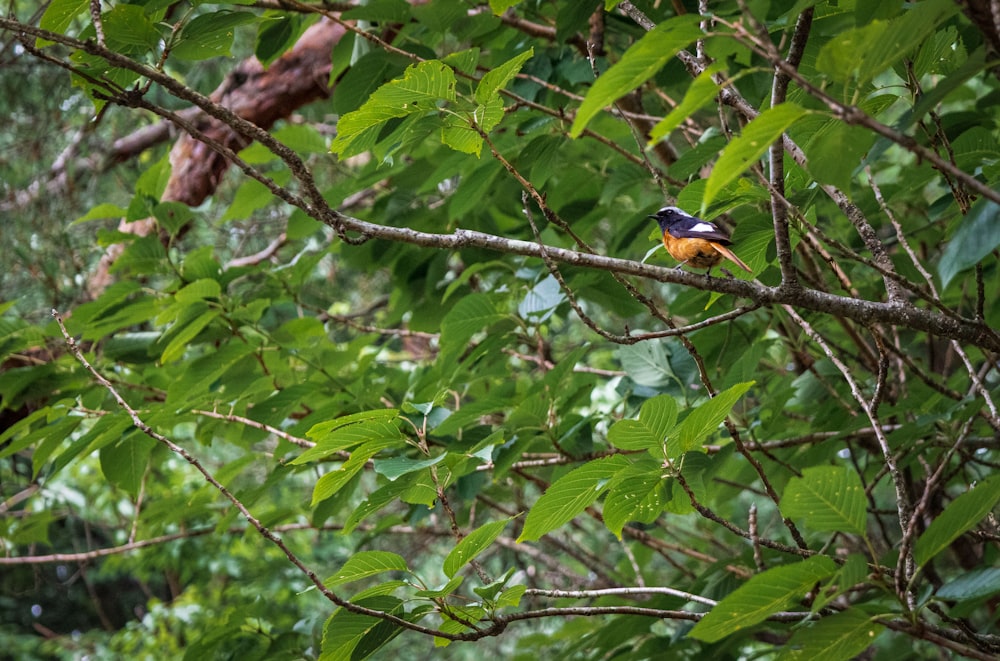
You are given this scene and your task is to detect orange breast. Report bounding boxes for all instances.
[662,235,725,269]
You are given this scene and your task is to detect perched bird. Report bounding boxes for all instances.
[649,206,752,275]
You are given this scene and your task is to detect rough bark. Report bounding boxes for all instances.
[87,18,346,297]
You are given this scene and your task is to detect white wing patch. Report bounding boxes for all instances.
[689,222,716,233]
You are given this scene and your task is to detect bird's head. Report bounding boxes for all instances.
[648,206,689,232]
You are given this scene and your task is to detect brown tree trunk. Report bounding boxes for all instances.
[87,18,346,297]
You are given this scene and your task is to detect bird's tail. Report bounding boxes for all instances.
[712,243,752,273]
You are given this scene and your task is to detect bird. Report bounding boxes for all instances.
[649,206,752,275]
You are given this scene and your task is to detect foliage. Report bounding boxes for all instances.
[2,1,1000,659]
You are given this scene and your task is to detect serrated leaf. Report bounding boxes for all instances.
[816,21,888,84]
[102,5,161,53]
[649,63,726,142]
[607,394,677,452]
[99,434,156,497]
[702,104,807,212]
[570,16,703,138]
[311,437,403,505]
[37,0,89,47]
[857,0,958,86]
[0,412,81,461]
[475,48,533,104]
[616,340,673,388]
[603,459,670,538]
[331,60,457,157]
[443,517,513,578]
[439,293,506,362]
[776,608,883,661]
[159,308,220,363]
[172,11,259,60]
[307,409,401,439]
[441,96,504,156]
[517,274,566,322]
[342,479,414,535]
[296,413,402,464]
[320,596,403,661]
[255,13,311,67]
[688,555,837,643]
[324,551,409,588]
[914,474,1000,567]
[936,568,1000,602]
[74,202,128,224]
[174,278,221,303]
[518,455,631,542]
[372,453,446,481]
[673,381,754,454]
[781,466,867,536]
[939,199,1000,289]
[495,583,526,609]
[414,575,464,598]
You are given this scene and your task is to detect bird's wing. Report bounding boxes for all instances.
[666,218,732,244]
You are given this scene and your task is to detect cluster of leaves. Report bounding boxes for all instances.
[2,0,1000,659]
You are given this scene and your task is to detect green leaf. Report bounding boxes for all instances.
[172,11,259,61]
[475,48,533,105]
[159,308,220,363]
[255,13,312,67]
[414,575,464,598]
[649,63,726,142]
[0,411,82,461]
[296,410,402,463]
[616,340,674,388]
[603,459,670,539]
[443,517,513,578]
[320,596,404,661]
[857,0,958,86]
[331,60,457,157]
[440,95,504,156]
[439,293,507,363]
[702,104,807,212]
[688,555,837,642]
[373,453,446,481]
[673,381,754,454]
[570,16,703,137]
[817,0,958,86]
[37,0,89,47]
[815,21,888,84]
[803,121,875,191]
[488,0,523,14]
[324,550,409,588]
[99,433,156,498]
[342,478,414,535]
[781,466,867,536]
[518,455,631,542]
[74,202,128,224]
[517,274,566,323]
[776,608,883,661]
[102,5,161,54]
[154,201,195,236]
[494,584,526,609]
[936,568,1000,602]
[607,394,677,452]
[175,278,222,303]
[311,437,403,505]
[939,199,1000,289]
[914,474,1000,567]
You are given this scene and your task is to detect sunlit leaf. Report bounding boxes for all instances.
[781,465,867,536]
[914,475,1000,567]
[689,556,837,642]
